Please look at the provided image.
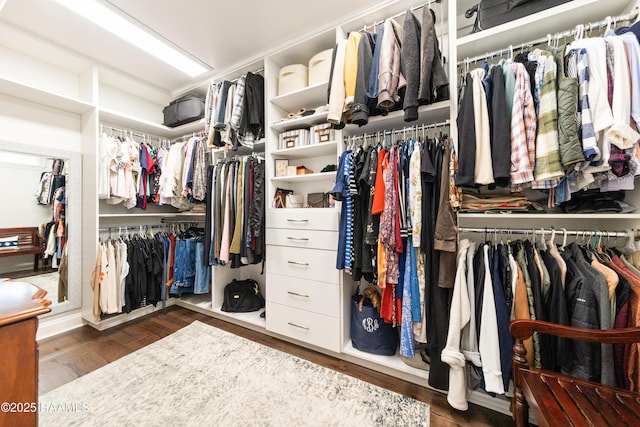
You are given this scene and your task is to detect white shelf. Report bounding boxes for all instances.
[270,111,329,132]
[271,171,337,184]
[99,107,205,137]
[211,308,266,329]
[84,300,177,331]
[176,294,213,311]
[342,340,429,379]
[456,0,631,59]
[0,77,94,114]
[270,81,329,113]
[343,100,451,135]
[271,141,337,159]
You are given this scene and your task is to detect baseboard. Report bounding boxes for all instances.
[37,309,83,341]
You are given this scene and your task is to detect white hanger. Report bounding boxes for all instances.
[561,228,568,250]
[548,226,556,246]
[539,227,547,250]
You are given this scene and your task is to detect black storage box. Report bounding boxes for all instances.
[162,93,205,127]
[466,0,572,33]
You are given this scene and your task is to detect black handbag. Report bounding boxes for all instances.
[466,0,571,33]
[350,285,398,356]
[221,278,265,312]
[162,93,205,127]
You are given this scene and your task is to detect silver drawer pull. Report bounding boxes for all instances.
[286,219,309,222]
[287,260,309,266]
[288,322,310,331]
[287,236,310,241]
[287,291,310,298]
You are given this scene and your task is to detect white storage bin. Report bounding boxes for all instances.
[278,128,310,149]
[308,48,333,86]
[278,64,308,95]
[309,123,334,145]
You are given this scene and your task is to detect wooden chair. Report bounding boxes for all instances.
[509,319,640,427]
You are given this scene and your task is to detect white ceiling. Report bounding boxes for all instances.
[0,0,411,96]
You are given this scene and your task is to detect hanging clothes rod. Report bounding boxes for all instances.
[456,8,639,66]
[170,130,207,143]
[457,227,639,240]
[361,1,443,32]
[212,68,264,85]
[345,119,450,141]
[100,123,168,143]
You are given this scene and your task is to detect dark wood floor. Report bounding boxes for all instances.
[38,306,515,426]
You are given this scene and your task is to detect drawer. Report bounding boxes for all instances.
[267,208,338,231]
[267,273,339,317]
[266,301,340,352]
[266,228,338,251]
[266,245,339,284]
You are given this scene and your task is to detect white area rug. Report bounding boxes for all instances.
[40,321,430,426]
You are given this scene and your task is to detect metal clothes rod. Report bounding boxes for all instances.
[456,8,639,66]
[457,227,636,239]
[100,123,168,144]
[362,1,443,32]
[213,68,264,85]
[345,119,450,141]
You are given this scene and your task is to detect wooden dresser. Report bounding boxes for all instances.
[0,280,51,427]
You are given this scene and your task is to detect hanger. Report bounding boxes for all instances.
[539,227,547,250]
[561,228,568,250]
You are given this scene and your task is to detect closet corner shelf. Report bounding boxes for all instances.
[270,171,337,184]
[343,100,451,135]
[211,308,266,329]
[270,81,329,113]
[270,141,337,159]
[175,294,213,312]
[99,108,205,138]
[0,77,94,114]
[457,213,640,220]
[270,111,329,132]
[456,0,630,59]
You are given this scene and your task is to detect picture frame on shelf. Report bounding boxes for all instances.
[275,159,289,177]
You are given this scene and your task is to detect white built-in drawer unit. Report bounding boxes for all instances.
[266,245,339,283]
[266,301,340,352]
[267,208,338,231]
[266,228,338,251]
[267,273,340,317]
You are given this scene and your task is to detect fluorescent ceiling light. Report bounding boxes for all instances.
[52,0,208,77]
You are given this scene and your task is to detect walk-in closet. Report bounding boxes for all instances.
[3,1,640,425]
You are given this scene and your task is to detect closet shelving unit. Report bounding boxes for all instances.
[4,0,640,418]
[173,59,269,332]
[262,25,344,353]
[450,0,640,415]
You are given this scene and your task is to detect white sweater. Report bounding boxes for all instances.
[441,239,472,411]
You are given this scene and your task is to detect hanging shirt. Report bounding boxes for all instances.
[510,62,537,190]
